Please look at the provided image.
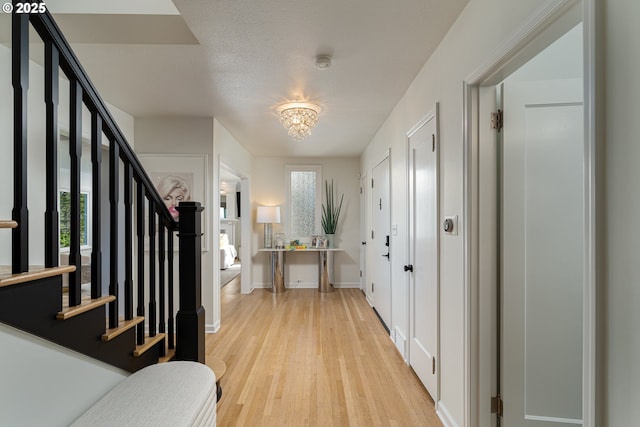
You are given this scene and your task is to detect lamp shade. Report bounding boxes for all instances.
[257,206,280,224]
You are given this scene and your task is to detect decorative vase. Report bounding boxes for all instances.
[326,233,335,248]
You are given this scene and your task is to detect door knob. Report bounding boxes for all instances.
[404,264,413,272]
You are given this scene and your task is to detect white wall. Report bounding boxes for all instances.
[134,117,215,329]
[360,0,575,424]
[251,156,360,289]
[0,323,127,426]
[603,0,640,424]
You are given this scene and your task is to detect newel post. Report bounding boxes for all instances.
[176,201,205,363]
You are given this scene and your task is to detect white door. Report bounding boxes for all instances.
[501,78,584,425]
[371,156,391,329]
[408,113,439,400]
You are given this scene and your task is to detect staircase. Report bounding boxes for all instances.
[1,4,205,374]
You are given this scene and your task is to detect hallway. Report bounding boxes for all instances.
[206,282,442,426]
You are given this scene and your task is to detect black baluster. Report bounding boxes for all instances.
[136,182,146,345]
[12,13,29,274]
[109,141,119,329]
[44,39,59,268]
[124,163,133,320]
[69,80,82,306]
[168,231,174,349]
[158,224,166,357]
[148,200,157,337]
[90,112,102,299]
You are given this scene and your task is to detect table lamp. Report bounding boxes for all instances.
[257,205,280,248]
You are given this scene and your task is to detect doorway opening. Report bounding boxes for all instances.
[217,159,251,306]
[464,0,596,425]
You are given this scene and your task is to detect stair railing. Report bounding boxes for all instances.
[11,2,204,364]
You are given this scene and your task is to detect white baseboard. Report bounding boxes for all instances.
[436,401,460,427]
[206,322,219,334]
[391,327,407,361]
[365,295,373,307]
[286,281,317,289]
[253,282,271,289]
[332,282,360,288]
[253,282,361,289]
[144,322,219,334]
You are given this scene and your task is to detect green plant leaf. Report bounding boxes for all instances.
[321,179,344,234]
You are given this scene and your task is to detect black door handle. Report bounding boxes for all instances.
[382,253,390,259]
[404,264,413,272]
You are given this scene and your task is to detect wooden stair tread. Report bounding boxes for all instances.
[102,316,145,342]
[57,295,115,320]
[0,220,18,229]
[207,356,227,382]
[0,265,75,288]
[158,348,176,363]
[133,333,166,357]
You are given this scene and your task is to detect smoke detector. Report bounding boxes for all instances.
[314,55,332,70]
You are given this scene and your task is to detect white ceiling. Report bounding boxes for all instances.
[44,0,469,158]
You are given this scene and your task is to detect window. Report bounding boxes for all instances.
[59,191,90,249]
[286,165,322,242]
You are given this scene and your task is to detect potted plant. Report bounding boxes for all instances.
[321,179,344,248]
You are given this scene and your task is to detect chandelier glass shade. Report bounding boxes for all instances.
[278,102,320,141]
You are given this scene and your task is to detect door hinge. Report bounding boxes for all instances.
[491,395,503,417]
[432,357,436,374]
[491,109,503,131]
[432,134,435,152]
[371,282,374,292]
[371,178,374,188]
[359,270,363,277]
[360,186,363,194]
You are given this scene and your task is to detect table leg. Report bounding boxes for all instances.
[318,251,334,293]
[270,251,286,293]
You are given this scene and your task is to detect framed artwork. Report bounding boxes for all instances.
[139,154,209,252]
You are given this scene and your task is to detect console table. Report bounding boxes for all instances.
[258,248,344,293]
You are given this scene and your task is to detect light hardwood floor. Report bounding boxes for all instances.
[205,279,442,427]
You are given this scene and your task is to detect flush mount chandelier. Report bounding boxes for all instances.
[277,102,321,141]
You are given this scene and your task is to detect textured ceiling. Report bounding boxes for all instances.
[45,0,469,158]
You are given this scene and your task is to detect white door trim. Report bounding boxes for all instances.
[462,0,596,426]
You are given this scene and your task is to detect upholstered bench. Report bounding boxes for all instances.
[71,361,217,427]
